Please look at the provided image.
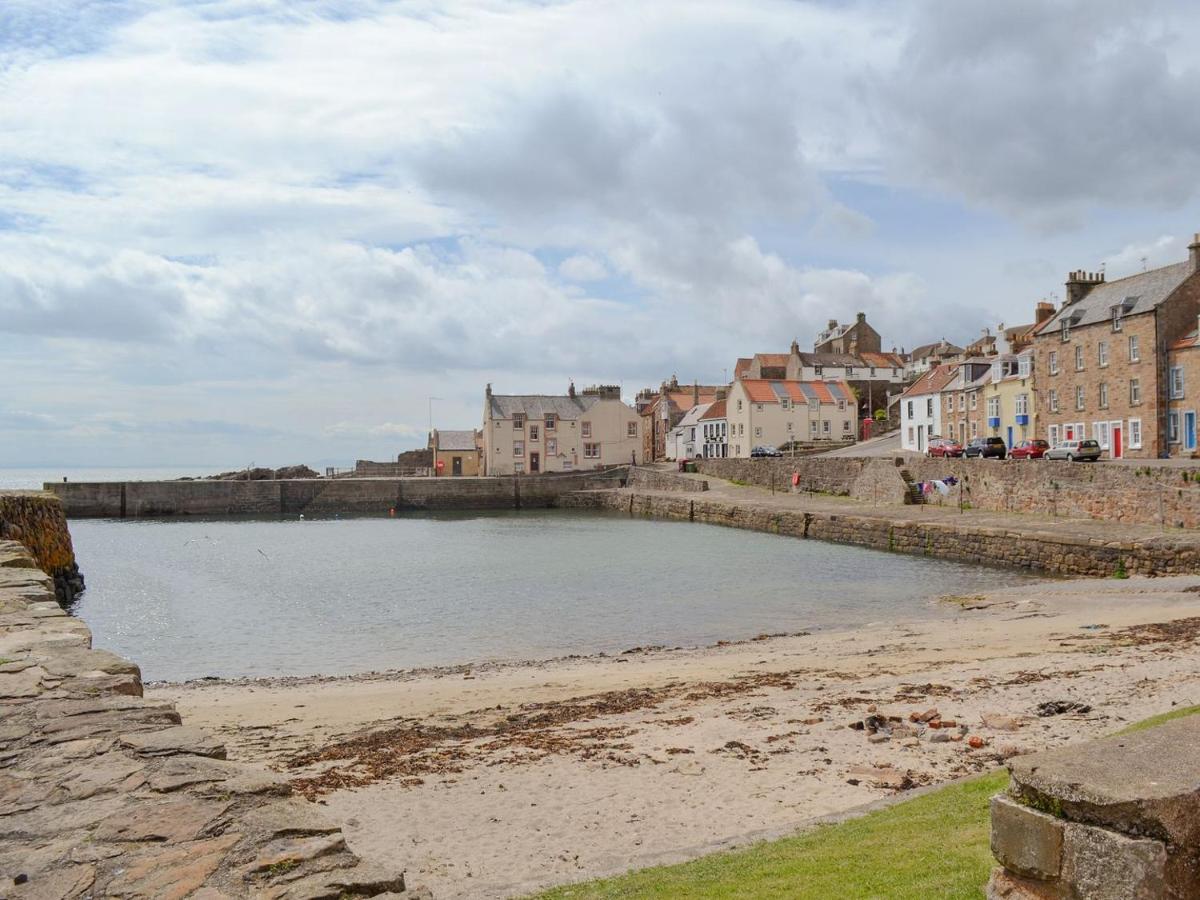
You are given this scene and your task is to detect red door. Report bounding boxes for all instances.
[1112,427,1122,459]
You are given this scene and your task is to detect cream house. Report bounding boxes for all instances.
[725,379,856,457]
[482,383,640,474]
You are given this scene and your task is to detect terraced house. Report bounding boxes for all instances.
[482,383,640,474]
[725,378,856,457]
[1033,236,1200,458]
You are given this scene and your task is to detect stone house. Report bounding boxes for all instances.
[725,379,855,457]
[899,364,957,453]
[428,429,481,476]
[813,312,882,355]
[905,340,966,380]
[1033,235,1200,458]
[941,359,995,446]
[482,383,640,474]
[698,399,728,458]
[635,378,722,462]
[1167,325,1200,455]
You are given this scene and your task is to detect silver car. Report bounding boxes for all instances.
[1044,439,1102,462]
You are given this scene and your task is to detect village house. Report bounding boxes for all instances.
[1033,235,1200,458]
[899,364,957,453]
[981,352,1036,449]
[698,398,728,458]
[941,359,994,445]
[813,312,881,355]
[481,383,640,474]
[665,402,712,460]
[428,429,481,476]
[1167,325,1200,456]
[636,378,722,462]
[725,378,856,457]
[905,340,965,380]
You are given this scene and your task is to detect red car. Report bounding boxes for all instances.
[927,437,964,458]
[1010,439,1050,460]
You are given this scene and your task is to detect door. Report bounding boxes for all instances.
[529,452,540,473]
[452,456,462,476]
[1186,412,1197,452]
[1112,424,1122,459]
[1006,426,1013,449]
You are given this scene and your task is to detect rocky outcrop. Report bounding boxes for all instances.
[0,491,83,604]
[0,538,421,899]
[189,464,321,480]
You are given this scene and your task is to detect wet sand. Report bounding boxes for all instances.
[152,576,1200,899]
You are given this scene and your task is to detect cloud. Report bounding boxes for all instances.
[558,254,608,282]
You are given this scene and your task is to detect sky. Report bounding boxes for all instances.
[4,0,1200,467]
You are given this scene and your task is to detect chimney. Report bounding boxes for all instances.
[790,338,800,355]
[567,381,576,398]
[485,383,492,399]
[715,387,726,400]
[856,311,866,324]
[1065,270,1104,305]
[1035,301,1055,324]
[1189,232,1200,274]
[827,318,838,331]
[692,380,699,405]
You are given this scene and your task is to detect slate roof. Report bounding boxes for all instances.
[901,363,958,399]
[740,379,854,404]
[798,352,861,367]
[434,430,477,451]
[670,403,712,431]
[488,394,600,420]
[1039,263,1193,333]
[910,340,965,360]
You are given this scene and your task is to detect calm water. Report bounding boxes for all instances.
[66,510,1033,682]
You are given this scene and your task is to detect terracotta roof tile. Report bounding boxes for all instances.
[700,398,726,419]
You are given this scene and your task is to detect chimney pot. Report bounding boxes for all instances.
[1189,231,1200,275]
[827,319,838,331]
[856,311,866,324]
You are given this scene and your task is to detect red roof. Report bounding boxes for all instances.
[733,358,752,380]
[738,379,853,404]
[754,353,790,367]
[859,351,904,368]
[700,398,726,420]
[1171,331,1200,351]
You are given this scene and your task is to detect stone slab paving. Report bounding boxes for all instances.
[0,539,425,900]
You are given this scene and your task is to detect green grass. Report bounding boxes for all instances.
[531,707,1200,900]
[535,771,1008,900]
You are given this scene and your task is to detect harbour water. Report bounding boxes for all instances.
[65,509,1036,681]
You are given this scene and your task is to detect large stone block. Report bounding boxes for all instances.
[991,794,1064,881]
[1060,821,1168,899]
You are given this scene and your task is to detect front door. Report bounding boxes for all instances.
[1112,424,1123,459]
[530,452,540,473]
[452,456,463,476]
[1006,426,1013,449]
[1186,412,1197,451]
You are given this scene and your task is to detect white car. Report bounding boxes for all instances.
[1044,439,1102,462]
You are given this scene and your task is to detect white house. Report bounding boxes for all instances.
[699,399,728,458]
[899,364,957,453]
[665,402,712,460]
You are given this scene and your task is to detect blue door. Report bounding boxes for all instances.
[1006,426,1013,449]
[1186,412,1197,451]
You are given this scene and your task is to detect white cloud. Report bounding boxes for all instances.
[558,255,608,282]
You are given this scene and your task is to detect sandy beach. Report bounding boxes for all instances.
[152,575,1200,899]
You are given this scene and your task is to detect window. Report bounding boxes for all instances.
[969,393,977,410]
[1075,385,1085,410]
[754,426,762,437]
[814,365,823,376]
[822,420,831,434]
[1170,411,1181,443]
[583,443,600,458]
[1098,341,1109,367]
[1075,345,1084,371]
[1061,319,1071,342]
[845,367,854,376]
[1130,378,1141,404]
[1049,351,1059,375]
[513,441,524,457]
[1049,389,1059,413]
[971,421,978,437]
[907,400,914,419]
[689,427,696,440]
[907,427,914,444]
[926,398,933,417]
[843,420,851,432]
[1129,335,1140,362]
[545,415,555,431]
[1113,307,1123,331]
[756,403,764,411]
[1171,366,1185,400]
[987,396,1000,418]
[811,420,820,435]
[738,423,744,435]
[581,421,592,438]
[529,424,539,441]
[945,395,953,410]
[627,421,637,437]
[1048,424,1060,447]
[547,438,557,455]
[1129,418,1143,449]
[513,462,525,474]
[1099,382,1108,409]
[958,393,965,411]
[1018,355,1032,378]
[737,399,743,411]
[838,399,847,411]
[787,421,793,432]
[1016,393,1029,416]
[1093,421,1110,450]
[870,367,876,377]
[780,397,789,410]
[513,414,525,429]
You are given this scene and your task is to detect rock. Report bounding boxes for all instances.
[119,726,226,759]
[930,732,951,743]
[246,834,347,875]
[968,736,988,749]
[1036,700,1092,718]
[867,734,890,744]
[991,794,1063,880]
[104,833,240,900]
[982,713,1025,732]
[914,708,940,723]
[848,765,908,789]
[95,797,231,843]
[8,864,95,899]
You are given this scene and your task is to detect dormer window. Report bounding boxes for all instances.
[1112,307,1123,332]
[1061,319,1071,342]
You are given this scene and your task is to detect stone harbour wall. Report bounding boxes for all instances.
[988,716,1200,898]
[697,456,1200,529]
[49,469,628,518]
[561,489,1200,577]
[0,491,84,603]
[0,534,425,899]
[626,467,709,493]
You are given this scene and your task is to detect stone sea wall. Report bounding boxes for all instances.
[697,456,1200,529]
[0,534,423,899]
[49,469,628,518]
[0,491,83,603]
[561,489,1200,577]
[625,467,709,493]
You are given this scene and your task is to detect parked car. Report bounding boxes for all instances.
[963,436,1008,459]
[927,437,964,458]
[1044,439,1102,462]
[1009,439,1051,460]
[750,445,782,458]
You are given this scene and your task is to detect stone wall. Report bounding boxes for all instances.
[0,537,423,899]
[48,469,629,518]
[697,456,1200,529]
[988,716,1200,898]
[626,467,709,492]
[0,491,83,603]
[561,489,1200,577]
